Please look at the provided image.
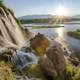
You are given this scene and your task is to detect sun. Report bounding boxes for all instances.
[55,6,68,16]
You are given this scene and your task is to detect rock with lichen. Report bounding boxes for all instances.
[30,33,49,56]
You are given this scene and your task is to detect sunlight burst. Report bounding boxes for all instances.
[55,6,68,16]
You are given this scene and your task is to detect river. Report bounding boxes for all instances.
[24,24,80,52]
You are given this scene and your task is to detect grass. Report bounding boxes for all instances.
[32,25,64,29]
[0,61,16,80]
[67,29,80,40]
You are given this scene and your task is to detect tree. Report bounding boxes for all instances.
[0,0,3,5]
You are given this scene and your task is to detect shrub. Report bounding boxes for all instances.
[0,61,16,80]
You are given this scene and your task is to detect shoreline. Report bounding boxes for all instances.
[67,29,80,40]
[32,25,64,29]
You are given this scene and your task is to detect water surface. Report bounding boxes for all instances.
[26,24,80,52]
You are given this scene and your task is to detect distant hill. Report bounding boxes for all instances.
[18,14,80,20]
[18,14,52,20]
[18,14,80,24]
[71,15,80,19]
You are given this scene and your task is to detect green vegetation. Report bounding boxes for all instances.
[0,1,80,80]
[20,18,50,24]
[0,61,16,80]
[74,51,80,61]
[23,64,46,80]
[7,8,14,16]
[0,0,3,6]
[0,0,20,25]
[19,17,80,24]
[19,18,69,24]
[67,29,80,39]
[70,18,80,22]
[65,63,80,80]
[7,8,21,25]
[32,25,64,29]
[22,63,80,80]
[8,8,29,35]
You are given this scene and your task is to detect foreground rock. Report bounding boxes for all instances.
[46,42,66,75]
[39,41,66,79]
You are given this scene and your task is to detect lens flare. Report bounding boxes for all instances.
[55,6,68,16]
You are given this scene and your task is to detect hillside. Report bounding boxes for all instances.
[18,14,80,24]
[18,14,52,20]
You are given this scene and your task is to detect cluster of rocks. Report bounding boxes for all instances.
[0,33,79,80]
[30,33,66,79]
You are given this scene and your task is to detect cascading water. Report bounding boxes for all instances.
[12,50,38,70]
[0,6,38,80]
[0,7,25,48]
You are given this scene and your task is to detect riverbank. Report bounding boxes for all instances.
[32,25,64,29]
[67,29,80,39]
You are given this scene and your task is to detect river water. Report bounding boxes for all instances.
[25,24,80,52]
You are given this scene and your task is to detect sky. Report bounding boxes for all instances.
[3,0,80,17]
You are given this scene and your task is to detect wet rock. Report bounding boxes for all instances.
[14,50,38,71]
[46,41,66,75]
[68,57,80,66]
[20,47,32,53]
[30,33,49,56]
[0,47,38,72]
[0,48,16,62]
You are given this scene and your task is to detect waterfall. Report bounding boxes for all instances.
[12,51,38,70]
[0,7,26,48]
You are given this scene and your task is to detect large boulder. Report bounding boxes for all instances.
[38,41,66,79]
[30,33,49,56]
[38,56,57,77]
[46,41,66,75]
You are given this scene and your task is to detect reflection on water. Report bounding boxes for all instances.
[27,24,80,52]
[57,28,64,38]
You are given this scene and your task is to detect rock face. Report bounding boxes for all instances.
[39,41,66,78]
[30,33,49,56]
